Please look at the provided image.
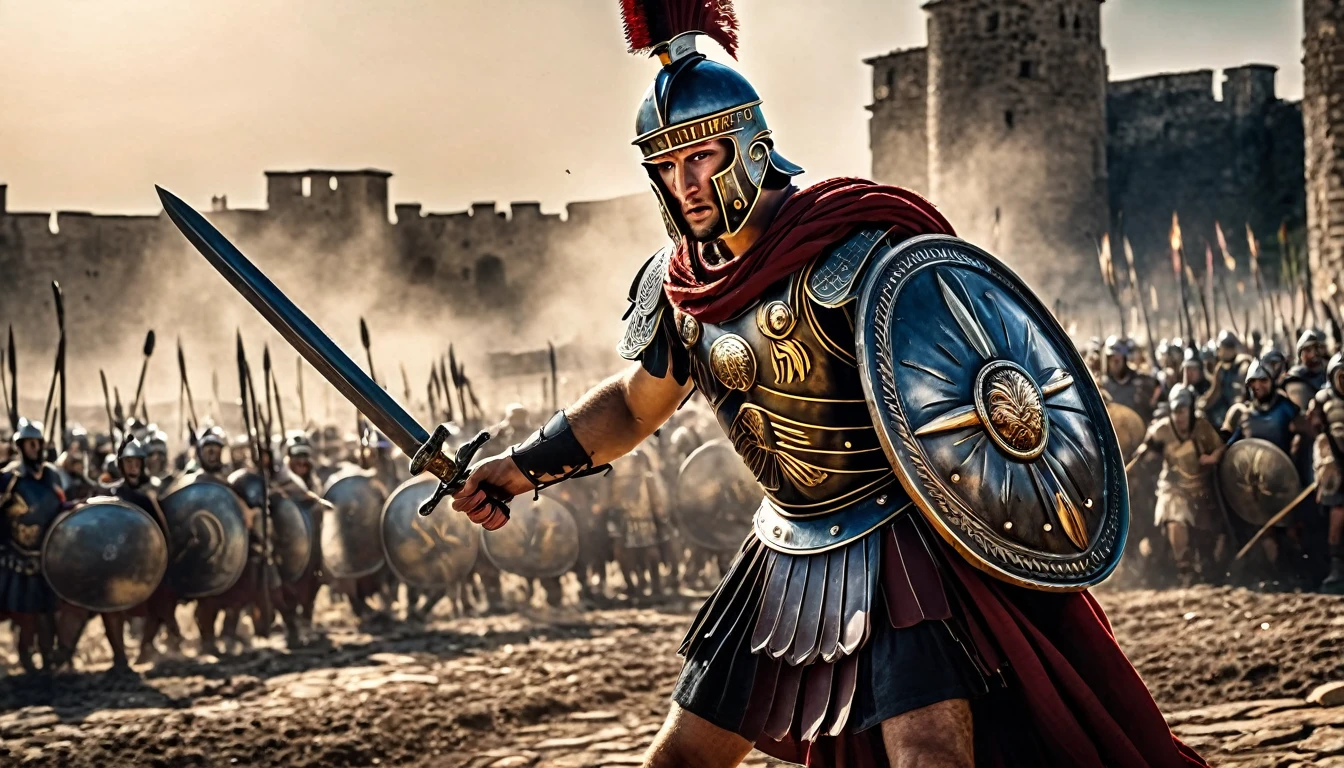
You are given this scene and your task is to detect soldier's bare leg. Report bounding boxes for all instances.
[101,612,130,670]
[14,616,38,673]
[54,604,90,668]
[1324,505,1344,592]
[221,607,243,653]
[35,614,55,671]
[642,704,753,768]
[1165,522,1195,585]
[879,698,974,768]
[195,600,219,655]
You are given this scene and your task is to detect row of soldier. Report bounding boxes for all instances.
[0,388,757,675]
[1091,329,1343,593]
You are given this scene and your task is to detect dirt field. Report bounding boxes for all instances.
[0,585,1341,767]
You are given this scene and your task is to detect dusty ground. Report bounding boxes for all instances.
[0,586,1341,768]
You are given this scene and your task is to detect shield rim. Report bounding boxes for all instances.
[480,492,581,579]
[855,234,1129,592]
[41,496,169,613]
[674,438,762,552]
[320,472,387,580]
[1107,402,1146,458]
[379,475,480,589]
[160,478,250,599]
[1216,437,1302,526]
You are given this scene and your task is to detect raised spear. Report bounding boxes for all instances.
[439,355,454,423]
[1213,222,1242,338]
[237,333,274,626]
[265,344,286,442]
[359,317,377,386]
[54,283,67,452]
[1170,213,1199,342]
[1246,223,1273,339]
[128,329,156,421]
[1123,237,1159,369]
[0,348,8,428]
[547,341,559,414]
[427,367,440,423]
[5,327,15,430]
[296,356,307,428]
[449,346,466,425]
[177,338,200,433]
[99,369,116,441]
[400,361,413,410]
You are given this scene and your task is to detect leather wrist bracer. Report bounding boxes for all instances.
[510,411,609,490]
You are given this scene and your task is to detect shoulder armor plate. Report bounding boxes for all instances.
[617,248,671,361]
[805,226,891,308]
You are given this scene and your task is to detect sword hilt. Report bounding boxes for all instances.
[411,427,511,519]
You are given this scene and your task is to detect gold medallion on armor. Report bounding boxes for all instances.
[757,301,797,340]
[677,311,701,347]
[974,360,1048,461]
[710,333,757,391]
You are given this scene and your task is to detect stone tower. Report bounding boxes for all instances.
[925,0,1108,293]
[1305,0,1344,279]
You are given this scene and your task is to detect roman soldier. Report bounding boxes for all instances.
[1283,329,1329,409]
[0,418,66,672]
[145,427,173,485]
[56,449,99,502]
[1101,335,1162,424]
[1224,359,1308,459]
[450,5,1207,765]
[1311,352,1344,594]
[194,426,230,481]
[1198,330,1250,431]
[1130,386,1226,585]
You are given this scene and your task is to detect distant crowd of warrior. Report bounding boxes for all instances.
[1088,327,1344,594]
[0,367,750,675]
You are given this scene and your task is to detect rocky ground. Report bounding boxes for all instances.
[0,585,1340,767]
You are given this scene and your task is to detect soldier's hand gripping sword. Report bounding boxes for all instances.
[156,186,511,521]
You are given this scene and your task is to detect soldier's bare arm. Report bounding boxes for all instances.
[451,362,691,528]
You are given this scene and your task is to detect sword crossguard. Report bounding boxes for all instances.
[411,427,511,519]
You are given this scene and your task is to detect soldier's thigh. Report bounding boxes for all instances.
[879,697,973,768]
[642,703,753,768]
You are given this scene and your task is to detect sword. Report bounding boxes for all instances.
[156,186,505,519]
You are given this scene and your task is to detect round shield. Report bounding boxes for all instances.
[41,497,168,613]
[856,235,1128,591]
[480,493,581,580]
[1107,403,1147,460]
[320,469,386,579]
[1217,438,1302,526]
[159,477,250,598]
[269,494,314,584]
[380,475,480,589]
[674,439,762,552]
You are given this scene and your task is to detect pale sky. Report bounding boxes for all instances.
[0,0,1304,216]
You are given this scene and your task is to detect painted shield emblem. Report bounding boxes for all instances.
[481,493,581,580]
[674,439,762,552]
[381,475,479,589]
[1217,438,1302,526]
[855,235,1127,591]
[42,497,169,613]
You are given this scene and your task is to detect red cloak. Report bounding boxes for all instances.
[665,177,1207,767]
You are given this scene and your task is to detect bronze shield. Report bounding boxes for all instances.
[381,475,479,589]
[1107,403,1147,460]
[855,235,1128,591]
[320,469,387,579]
[1217,437,1302,526]
[674,439,762,552]
[481,493,581,580]
[42,497,169,613]
[159,478,250,598]
[1283,380,1316,412]
[269,494,314,584]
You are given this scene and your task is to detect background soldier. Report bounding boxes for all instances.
[0,418,66,672]
[1284,329,1329,409]
[1102,335,1162,423]
[1131,387,1226,585]
[1199,330,1250,431]
[1309,353,1344,593]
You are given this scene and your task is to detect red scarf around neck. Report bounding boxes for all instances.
[663,177,955,324]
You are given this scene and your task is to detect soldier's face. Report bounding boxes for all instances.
[1250,378,1272,400]
[1303,344,1323,367]
[200,444,222,469]
[1173,407,1192,432]
[289,456,311,477]
[147,452,166,472]
[1181,366,1202,385]
[19,438,42,463]
[652,139,732,242]
[1106,354,1127,378]
[1218,346,1237,363]
[121,456,143,483]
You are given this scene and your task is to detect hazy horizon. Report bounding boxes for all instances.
[0,0,1304,217]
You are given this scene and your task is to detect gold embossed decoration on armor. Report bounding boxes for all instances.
[758,301,796,339]
[756,299,811,384]
[985,367,1046,455]
[710,333,758,391]
[4,494,39,551]
[731,406,828,492]
[678,311,701,347]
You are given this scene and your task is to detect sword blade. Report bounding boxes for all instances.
[156,186,430,458]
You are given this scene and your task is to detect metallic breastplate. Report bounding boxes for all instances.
[1103,374,1154,423]
[1324,396,1344,452]
[677,267,900,524]
[1242,400,1295,453]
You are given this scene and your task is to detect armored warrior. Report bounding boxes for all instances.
[1283,329,1329,410]
[190,426,231,481]
[1101,335,1162,424]
[1130,387,1226,585]
[1311,353,1344,593]
[145,427,174,485]
[1198,330,1250,431]
[450,4,1206,765]
[0,418,66,672]
[56,449,99,502]
[1224,360,1308,460]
